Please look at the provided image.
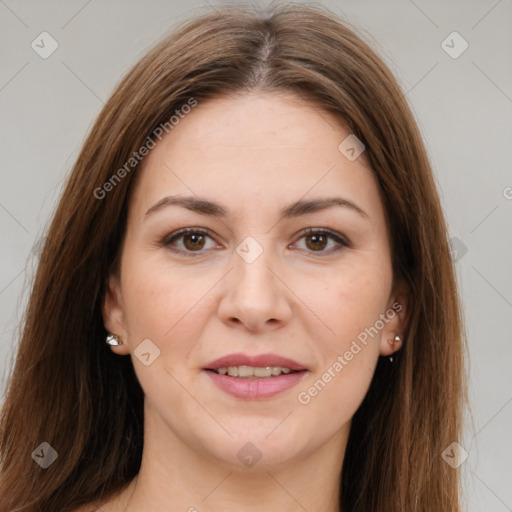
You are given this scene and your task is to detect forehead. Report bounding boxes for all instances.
[129,92,383,223]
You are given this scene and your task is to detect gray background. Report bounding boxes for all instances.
[1,0,511,510]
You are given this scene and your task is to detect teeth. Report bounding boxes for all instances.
[238,365,253,378]
[254,367,272,377]
[216,365,295,378]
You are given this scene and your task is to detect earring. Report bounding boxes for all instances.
[106,333,122,346]
[388,335,401,362]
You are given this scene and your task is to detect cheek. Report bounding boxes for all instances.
[121,251,212,341]
[119,253,211,401]
[303,260,391,351]
[292,259,391,414]
[293,288,383,439]
[336,274,388,340]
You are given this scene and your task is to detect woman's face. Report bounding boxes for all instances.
[104,92,407,470]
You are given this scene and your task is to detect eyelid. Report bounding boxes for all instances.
[297,227,350,248]
[160,227,217,254]
[160,226,350,257]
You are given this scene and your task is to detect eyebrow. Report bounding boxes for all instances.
[145,195,368,219]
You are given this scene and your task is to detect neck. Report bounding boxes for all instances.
[110,405,348,512]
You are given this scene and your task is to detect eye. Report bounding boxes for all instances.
[161,228,219,257]
[293,228,349,255]
[160,227,349,258]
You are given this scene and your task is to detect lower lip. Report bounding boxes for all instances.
[204,370,308,399]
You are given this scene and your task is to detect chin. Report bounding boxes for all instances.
[202,425,309,469]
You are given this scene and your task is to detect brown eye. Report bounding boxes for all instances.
[162,228,217,257]
[183,233,206,251]
[294,228,348,255]
[305,233,328,251]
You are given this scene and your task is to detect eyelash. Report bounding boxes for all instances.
[160,227,349,258]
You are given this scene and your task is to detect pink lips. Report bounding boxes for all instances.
[205,353,307,372]
[203,352,308,399]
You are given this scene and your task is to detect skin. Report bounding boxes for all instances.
[89,91,408,512]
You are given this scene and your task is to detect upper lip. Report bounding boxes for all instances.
[204,353,307,371]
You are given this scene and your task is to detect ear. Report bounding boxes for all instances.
[102,273,131,355]
[379,279,410,357]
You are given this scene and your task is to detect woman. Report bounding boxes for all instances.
[0,3,467,511]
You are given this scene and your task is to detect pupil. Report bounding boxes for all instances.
[308,234,326,250]
[186,234,203,249]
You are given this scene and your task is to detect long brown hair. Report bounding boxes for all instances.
[0,3,467,511]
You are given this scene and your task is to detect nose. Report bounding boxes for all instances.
[217,238,293,333]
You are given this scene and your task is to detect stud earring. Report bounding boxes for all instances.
[388,335,401,362]
[106,333,122,346]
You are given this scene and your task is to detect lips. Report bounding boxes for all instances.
[202,352,309,399]
[204,353,307,372]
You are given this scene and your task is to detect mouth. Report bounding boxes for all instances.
[205,365,300,379]
[202,353,308,399]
